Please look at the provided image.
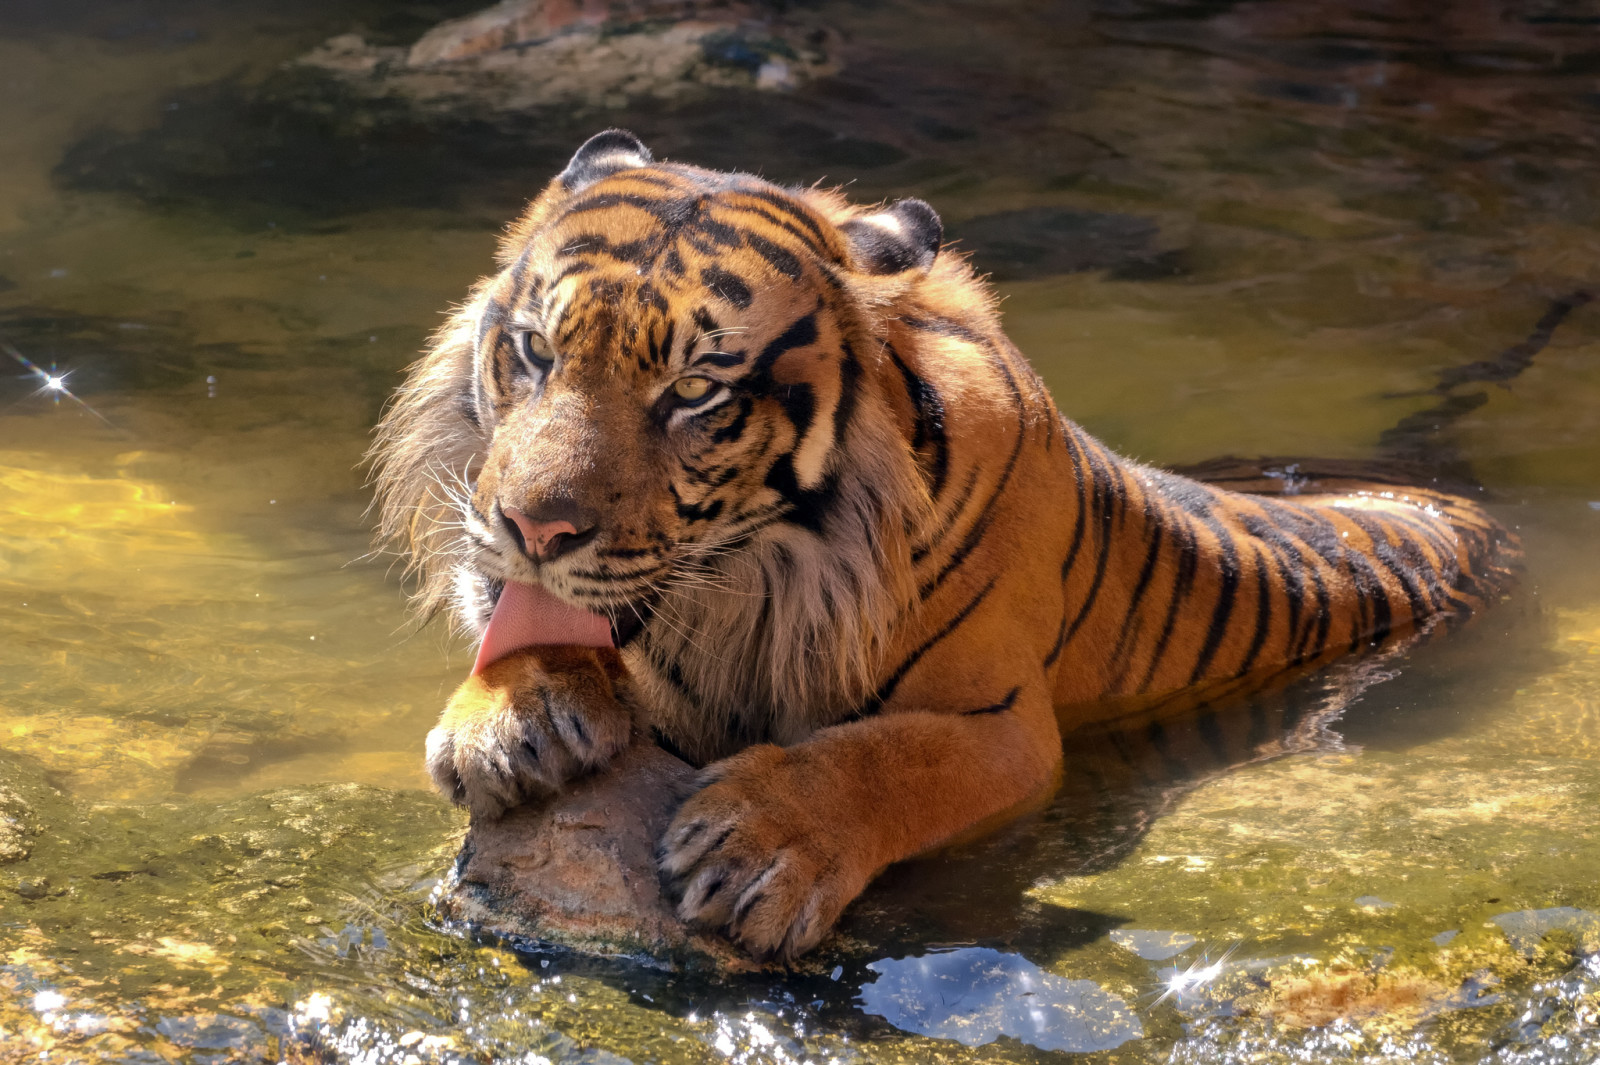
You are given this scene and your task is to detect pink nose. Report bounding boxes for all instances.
[503,508,582,561]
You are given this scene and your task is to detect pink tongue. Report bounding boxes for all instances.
[472,580,614,674]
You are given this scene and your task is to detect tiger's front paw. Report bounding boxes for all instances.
[425,646,632,819]
[658,745,870,960]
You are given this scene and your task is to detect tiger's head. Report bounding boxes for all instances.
[373,130,975,727]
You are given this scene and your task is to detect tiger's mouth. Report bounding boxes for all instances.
[472,578,652,674]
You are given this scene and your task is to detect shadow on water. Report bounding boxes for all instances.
[839,585,1554,949]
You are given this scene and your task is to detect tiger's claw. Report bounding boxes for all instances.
[658,745,866,959]
[426,646,632,820]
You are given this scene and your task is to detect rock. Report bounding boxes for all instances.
[406,0,694,67]
[0,749,61,867]
[859,947,1144,1054]
[295,0,838,113]
[438,743,747,969]
[0,785,36,865]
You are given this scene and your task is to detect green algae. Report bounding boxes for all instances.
[0,746,462,1062]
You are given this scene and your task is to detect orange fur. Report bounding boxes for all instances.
[371,131,1520,959]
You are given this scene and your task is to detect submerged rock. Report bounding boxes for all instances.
[296,0,838,112]
[438,743,746,969]
[859,947,1143,1053]
[0,750,55,866]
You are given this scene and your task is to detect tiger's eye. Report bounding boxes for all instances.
[515,330,554,369]
[673,376,714,402]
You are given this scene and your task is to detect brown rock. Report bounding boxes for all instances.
[295,0,838,111]
[437,743,749,969]
[407,0,720,68]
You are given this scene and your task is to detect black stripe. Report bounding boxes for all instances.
[1374,510,1455,612]
[962,686,1021,716]
[752,310,817,373]
[720,200,828,259]
[900,313,988,346]
[1135,507,1200,691]
[1238,509,1305,664]
[457,391,481,429]
[1338,538,1392,650]
[744,232,804,282]
[733,188,831,251]
[1185,504,1242,684]
[557,233,655,266]
[547,258,599,289]
[1345,513,1432,623]
[1056,422,1092,581]
[701,267,753,310]
[692,306,719,338]
[668,482,723,523]
[684,215,745,253]
[1042,614,1070,669]
[1252,500,1345,659]
[1301,564,1332,662]
[887,345,951,500]
[710,396,752,444]
[1106,498,1167,686]
[563,191,696,228]
[1235,545,1274,677]
[856,577,998,717]
[476,293,507,357]
[836,340,863,444]
[639,637,703,712]
[1058,439,1119,648]
[913,465,980,563]
[917,349,1028,600]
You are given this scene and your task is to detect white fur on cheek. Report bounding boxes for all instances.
[452,565,495,638]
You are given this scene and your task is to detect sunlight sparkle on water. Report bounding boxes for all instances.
[2,338,119,429]
[1154,944,1240,1007]
[32,989,67,1013]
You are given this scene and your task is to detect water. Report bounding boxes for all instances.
[1,0,1598,1060]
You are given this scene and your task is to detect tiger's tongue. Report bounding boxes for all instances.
[472,580,614,674]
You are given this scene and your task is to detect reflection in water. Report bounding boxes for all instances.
[858,947,1143,1053]
[0,0,1599,1060]
[1110,928,1197,961]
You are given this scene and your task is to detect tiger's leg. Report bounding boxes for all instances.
[426,646,636,819]
[658,687,1062,958]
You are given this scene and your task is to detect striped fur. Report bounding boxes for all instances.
[371,131,1520,958]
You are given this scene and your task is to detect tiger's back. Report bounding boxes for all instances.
[847,296,1518,734]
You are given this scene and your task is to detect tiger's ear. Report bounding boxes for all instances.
[558,129,654,192]
[840,198,943,275]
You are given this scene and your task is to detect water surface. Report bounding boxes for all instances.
[2,1,1599,1061]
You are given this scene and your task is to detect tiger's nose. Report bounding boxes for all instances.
[502,506,597,562]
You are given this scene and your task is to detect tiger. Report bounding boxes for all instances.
[370,129,1521,960]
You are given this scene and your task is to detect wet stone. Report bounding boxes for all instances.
[0,749,66,870]
[858,947,1144,1053]
[1494,908,1600,957]
[14,876,52,899]
[438,743,747,969]
[295,0,839,112]
[0,786,36,864]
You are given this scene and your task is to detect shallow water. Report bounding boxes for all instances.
[1,1,1598,1061]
